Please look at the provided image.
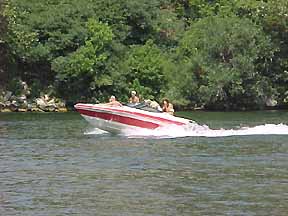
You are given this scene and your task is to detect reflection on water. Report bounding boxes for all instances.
[0,112,288,215]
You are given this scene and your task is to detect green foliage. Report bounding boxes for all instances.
[3,0,288,109]
[7,78,23,96]
[29,79,42,99]
[176,16,275,109]
[0,0,8,85]
[118,40,172,101]
[260,0,288,105]
[153,8,185,47]
[3,1,38,59]
[0,0,6,40]
[52,19,113,78]
[51,19,114,101]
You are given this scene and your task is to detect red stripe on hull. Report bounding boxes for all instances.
[76,104,185,126]
[77,109,160,129]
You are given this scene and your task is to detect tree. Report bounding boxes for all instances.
[0,0,8,86]
[117,40,172,101]
[51,19,114,102]
[260,0,288,105]
[175,16,275,109]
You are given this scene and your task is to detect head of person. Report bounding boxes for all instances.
[131,90,137,97]
[109,95,116,102]
[162,98,170,106]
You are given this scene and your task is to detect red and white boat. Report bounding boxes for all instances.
[74,103,193,134]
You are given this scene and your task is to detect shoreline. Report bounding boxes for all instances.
[1,88,286,113]
[0,107,68,113]
[1,104,286,113]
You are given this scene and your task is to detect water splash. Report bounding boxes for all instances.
[122,122,288,138]
[84,128,108,135]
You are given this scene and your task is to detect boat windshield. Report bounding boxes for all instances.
[126,102,162,113]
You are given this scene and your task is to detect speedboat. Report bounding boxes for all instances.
[74,103,193,134]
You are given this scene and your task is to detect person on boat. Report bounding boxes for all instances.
[162,98,174,115]
[106,95,122,107]
[128,90,140,104]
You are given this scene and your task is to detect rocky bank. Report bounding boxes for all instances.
[0,81,67,112]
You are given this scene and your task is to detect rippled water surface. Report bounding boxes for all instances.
[1,111,288,215]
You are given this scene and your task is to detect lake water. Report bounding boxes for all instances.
[1,111,288,215]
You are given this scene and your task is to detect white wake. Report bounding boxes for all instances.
[84,128,108,135]
[122,123,288,138]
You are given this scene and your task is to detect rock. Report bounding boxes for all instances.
[30,101,43,112]
[46,105,56,112]
[57,107,68,112]
[36,97,48,111]
[46,98,57,112]
[0,92,4,103]
[36,97,46,106]
[0,83,70,112]
[31,107,44,112]
[10,95,17,101]
[0,102,5,110]
[4,101,11,107]
[47,98,56,107]
[55,99,66,108]
[48,98,55,104]
[11,100,18,106]
[284,91,288,104]
[29,94,66,112]
[27,103,33,111]
[9,101,19,112]
[21,81,28,90]
[3,91,12,101]
[20,81,30,96]
[194,105,205,110]
[266,98,277,107]
[18,94,27,102]
[44,94,49,101]
[1,108,12,112]
[19,100,28,109]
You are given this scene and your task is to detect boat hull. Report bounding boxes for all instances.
[75,103,189,134]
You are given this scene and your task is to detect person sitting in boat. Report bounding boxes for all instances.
[107,95,122,107]
[162,98,174,115]
[128,90,140,104]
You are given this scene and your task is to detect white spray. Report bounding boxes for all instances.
[84,122,288,138]
[122,122,288,138]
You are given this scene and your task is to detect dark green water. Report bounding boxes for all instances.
[1,111,288,215]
